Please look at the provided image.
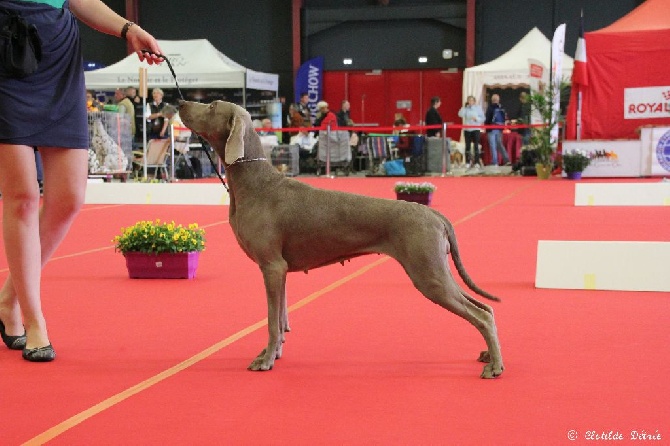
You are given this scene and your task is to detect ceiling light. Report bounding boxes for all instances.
[418,56,428,63]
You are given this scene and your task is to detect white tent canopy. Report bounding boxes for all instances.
[84,39,278,94]
[462,27,573,104]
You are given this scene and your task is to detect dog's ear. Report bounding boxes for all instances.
[225,114,245,164]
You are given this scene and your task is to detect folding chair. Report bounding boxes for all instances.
[133,138,171,180]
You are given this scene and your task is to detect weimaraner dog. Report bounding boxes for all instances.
[178,100,504,378]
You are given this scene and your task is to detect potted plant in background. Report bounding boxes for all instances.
[528,87,558,179]
[562,149,591,179]
[527,78,571,179]
[394,181,436,205]
[114,220,206,279]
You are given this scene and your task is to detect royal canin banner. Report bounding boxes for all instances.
[624,86,670,120]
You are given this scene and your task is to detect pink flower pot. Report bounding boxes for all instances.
[124,251,200,279]
[396,192,433,205]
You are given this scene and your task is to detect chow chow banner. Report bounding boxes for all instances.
[294,56,324,121]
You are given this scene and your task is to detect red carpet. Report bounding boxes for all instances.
[1,176,668,445]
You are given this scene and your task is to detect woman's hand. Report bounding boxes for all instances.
[126,25,164,65]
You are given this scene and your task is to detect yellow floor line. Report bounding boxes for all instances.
[22,256,389,445]
[22,182,534,444]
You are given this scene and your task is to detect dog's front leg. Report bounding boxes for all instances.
[248,262,287,371]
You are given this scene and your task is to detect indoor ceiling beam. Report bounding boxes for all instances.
[304,4,467,37]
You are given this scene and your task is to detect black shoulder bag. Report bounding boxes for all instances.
[0,8,42,78]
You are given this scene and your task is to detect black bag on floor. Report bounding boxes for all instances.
[0,9,42,77]
[176,156,203,179]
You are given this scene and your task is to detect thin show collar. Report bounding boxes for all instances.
[227,157,268,166]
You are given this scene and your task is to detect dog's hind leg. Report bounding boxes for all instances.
[280,274,291,335]
[249,260,288,371]
[460,290,497,364]
[404,257,504,378]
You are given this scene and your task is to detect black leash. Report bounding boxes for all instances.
[145,50,229,191]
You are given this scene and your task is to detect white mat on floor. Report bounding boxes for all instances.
[535,240,670,292]
[85,183,229,205]
[575,182,670,206]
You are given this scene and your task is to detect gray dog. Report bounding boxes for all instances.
[178,100,504,378]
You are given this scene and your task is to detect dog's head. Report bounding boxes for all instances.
[178,100,254,165]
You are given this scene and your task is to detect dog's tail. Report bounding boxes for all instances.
[439,212,502,302]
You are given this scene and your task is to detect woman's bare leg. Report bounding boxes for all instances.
[0,145,88,349]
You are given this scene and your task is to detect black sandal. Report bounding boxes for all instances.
[22,344,56,362]
[0,319,27,350]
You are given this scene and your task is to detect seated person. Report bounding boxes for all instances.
[290,126,317,157]
[160,104,183,139]
[258,118,274,136]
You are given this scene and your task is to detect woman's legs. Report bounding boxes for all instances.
[472,131,482,165]
[0,145,88,350]
[0,144,42,341]
[463,131,473,164]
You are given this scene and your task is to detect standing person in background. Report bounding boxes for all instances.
[125,86,145,143]
[115,88,136,138]
[485,94,511,166]
[336,100,353,127]
[313,101,337,135]
[458,95,485,170]
[287,103,305,136]
[294,92,312,126]
[424,96,443,137]
[145,88,167,139]
[0,0,162,362]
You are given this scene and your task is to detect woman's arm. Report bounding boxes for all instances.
[69,0,163,65]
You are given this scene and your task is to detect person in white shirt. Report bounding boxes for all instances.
[290,126,317,155]
[458,95,486,169]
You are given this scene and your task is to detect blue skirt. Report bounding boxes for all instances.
[0,0,88,149]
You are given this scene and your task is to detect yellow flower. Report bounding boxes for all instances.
[114,220,205,254]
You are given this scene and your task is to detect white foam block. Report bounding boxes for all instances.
[85,183,229,205]
[575,182,670,206]
[535,240,670,292]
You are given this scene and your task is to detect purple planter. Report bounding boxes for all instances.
[124,251,200,279]
[396,192,433,205]
[566,171,583,180]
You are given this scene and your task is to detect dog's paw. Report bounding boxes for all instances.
[477,350,491,363]
[248,349,275,371]
[480,362,504,379]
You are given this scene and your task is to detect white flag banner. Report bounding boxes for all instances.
[550,24,566,144]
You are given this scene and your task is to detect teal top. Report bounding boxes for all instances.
[20,0,66,7]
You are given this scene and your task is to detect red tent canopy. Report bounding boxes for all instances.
[567,0,670,140]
